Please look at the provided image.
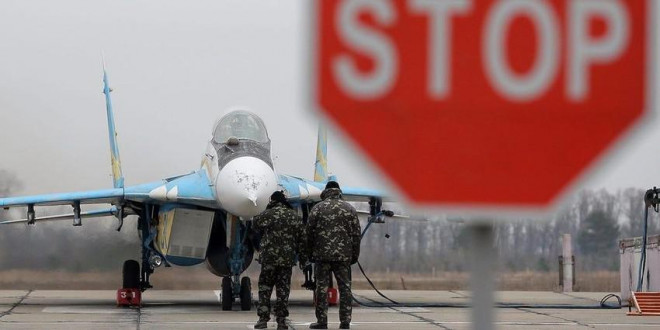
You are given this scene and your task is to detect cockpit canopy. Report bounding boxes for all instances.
[213,110,269,144]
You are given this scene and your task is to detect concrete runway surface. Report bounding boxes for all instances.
[0,290,658,329]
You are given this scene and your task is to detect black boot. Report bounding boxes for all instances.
[339,321,351,329]
[277,317,288,329]
[309,322,328,329]
[254,318,269,329]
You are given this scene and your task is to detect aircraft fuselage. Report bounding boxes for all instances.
[153,110,277,276]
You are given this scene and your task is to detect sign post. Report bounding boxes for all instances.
[309,0,655,328]
[468,223,496,330]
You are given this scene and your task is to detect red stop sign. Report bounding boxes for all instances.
[310,0,655,210]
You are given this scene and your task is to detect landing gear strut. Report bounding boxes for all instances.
[219,216,253,311]
[118,205,158,307]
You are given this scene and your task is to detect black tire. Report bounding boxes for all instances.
[240,277,252,311]
[122,260,140,289]
[221,276,233,311]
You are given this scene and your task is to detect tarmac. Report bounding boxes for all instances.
[0,289,658,329]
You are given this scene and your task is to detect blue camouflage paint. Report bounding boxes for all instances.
[123,170,218,208]
[278,174,385,202]
[278,174,322,200]
[165,170,217,201]
[0,188,124,207]
[0,171,218,209]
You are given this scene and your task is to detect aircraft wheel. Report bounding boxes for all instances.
[122,260,140,289]
[221,276,233,311]
[240,277,252,311]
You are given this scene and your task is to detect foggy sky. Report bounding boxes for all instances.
[1,0,659,214]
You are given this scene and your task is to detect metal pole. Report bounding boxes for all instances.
[562,234,573,292]
[468,223,496,330]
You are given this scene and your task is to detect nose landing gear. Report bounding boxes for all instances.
[221,276,233,310]
[240,277,252,311]
[221,275,253,311]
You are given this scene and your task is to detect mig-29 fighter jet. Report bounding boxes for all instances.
[0,67,392,310]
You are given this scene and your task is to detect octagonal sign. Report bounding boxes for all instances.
[309,0,656,212]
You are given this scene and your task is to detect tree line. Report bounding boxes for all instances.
[359,188,659,273]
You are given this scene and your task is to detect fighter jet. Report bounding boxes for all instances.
[0,68,391,310]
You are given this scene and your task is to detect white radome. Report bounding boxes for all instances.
[215,156,278,218]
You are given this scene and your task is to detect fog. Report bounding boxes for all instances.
[1,0,660,285]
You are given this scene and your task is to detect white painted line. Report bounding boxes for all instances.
[391,307,430,313]
[587,324,660,328]
[42,307,133,314]
[2,322,137,326]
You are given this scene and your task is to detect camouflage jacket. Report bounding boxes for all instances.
[307,188,361,263]
[254,201,306,267]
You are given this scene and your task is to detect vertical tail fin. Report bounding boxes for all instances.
[314,125,328,182]
[102,59,124,189]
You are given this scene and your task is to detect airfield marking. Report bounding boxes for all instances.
[129,320,660,327]
[3,290,658,329]
[448,290,469,298]
[353,293,452,330]
[0,289,31,320]
[243,322,303,329]
[516,307,593,328]
[42,306,131,314]
[287,320,298,330]
[560,292,605,304]
[5,320,660,327]
[136,303,142,330]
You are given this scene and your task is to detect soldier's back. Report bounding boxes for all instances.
[309,197,356,263]
[258,204,302,266]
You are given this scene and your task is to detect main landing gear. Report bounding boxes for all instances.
[122,260,140,288]
[117,259,142,307]
[221,275,253,311]
[117,210,157,307]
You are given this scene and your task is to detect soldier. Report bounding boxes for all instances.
[254,191,306,330]
[308,181,361,330]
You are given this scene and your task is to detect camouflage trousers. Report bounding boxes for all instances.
[314,262,352,324]
[257,264,292,321]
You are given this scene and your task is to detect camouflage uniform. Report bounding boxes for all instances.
[254,200,306,324]
[307,188,361,325]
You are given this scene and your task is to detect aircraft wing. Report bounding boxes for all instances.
[0,207,118,225]
[0,170,219,221]
[340,186,390,203]
[123,170,218,208]
[278,174,388,203]
[0,189,123,208]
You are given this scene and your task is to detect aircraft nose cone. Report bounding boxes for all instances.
[215,157,278,218]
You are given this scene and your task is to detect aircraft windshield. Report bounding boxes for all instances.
[213,111,269,143]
